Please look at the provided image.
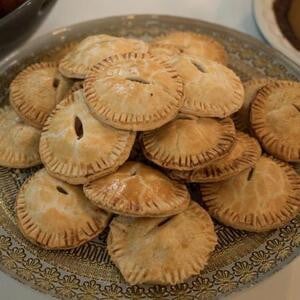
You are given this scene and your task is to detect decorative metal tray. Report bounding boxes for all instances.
[0,15,299,300]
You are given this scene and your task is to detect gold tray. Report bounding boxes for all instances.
[0,15,299,300]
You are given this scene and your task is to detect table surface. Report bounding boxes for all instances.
[1,0,299,299]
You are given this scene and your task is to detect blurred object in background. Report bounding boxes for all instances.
[254,0,299,65]
[0,0,57,58]
[273,0,300,50]
[0,0,26,18]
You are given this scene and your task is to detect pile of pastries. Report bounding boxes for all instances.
[0,31,299,286]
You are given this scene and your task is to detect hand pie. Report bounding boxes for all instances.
[16,169,111,249]
[84,52,184,131]
[152,31,228,64]
[141,115,235,170]
[59,34,148,79]
[169,131,261,182]
[233,78,273,132]
[201,155,300,232]
[0,106,41,168]
[107,201,217,285]
[250,81,300,162]
[39,90,135,184]
[9,62,60,129]
[84,161,190,217]
[168,54,244,118]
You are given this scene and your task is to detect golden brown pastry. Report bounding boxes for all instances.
[0,106,41,168]
[169,131,261,182]
[59,34,148,79]
[84,161,190,217]
[39,90,135,184]
[250,81,300,162]
[168,54,244,118]
[201,155,300,232]
[9,62,59,129]
[84,52,184,131]
[16,169,111,249]
[141,115,235,170]
[233,78,274,132]
[152,31,228,64]
[107,201,217,285]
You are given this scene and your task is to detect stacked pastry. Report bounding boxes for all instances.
[0,32,299,286]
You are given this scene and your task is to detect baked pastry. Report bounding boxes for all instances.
[141,115,235,170]
[169,131,261,182]
[39,90,136,184]
[250,81,300,162]
[233,78,273,132]
[84,52,184,131]
[84,161,190,217]
[9,62,59,129]
[152,31,228,65]
[107,201,217,285]
[0,106,41,168]
[148,43,181,59]
[201,155,300,232]
[16,169,111,249]
[59,34,148,79]
[169,55,244,118]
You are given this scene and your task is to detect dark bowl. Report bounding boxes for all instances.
[0,0,56,55]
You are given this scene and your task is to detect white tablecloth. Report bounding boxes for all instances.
[1,0,299,299]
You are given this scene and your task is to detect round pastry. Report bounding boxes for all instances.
[141,115,236,170]
[233,78,274,132]
[169,131,261,182]
[152,31,228,64]
[16,169,111,249]
[84,52,184,131]
[9,62,59,129]
[250,80,300,162]
[201,155,300,232]
[0,106,41,168]
[84,161,190,217]
[39,90,136,184]
[107,201,217,285]
[59,34,148,79]
[169,54,244,118]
